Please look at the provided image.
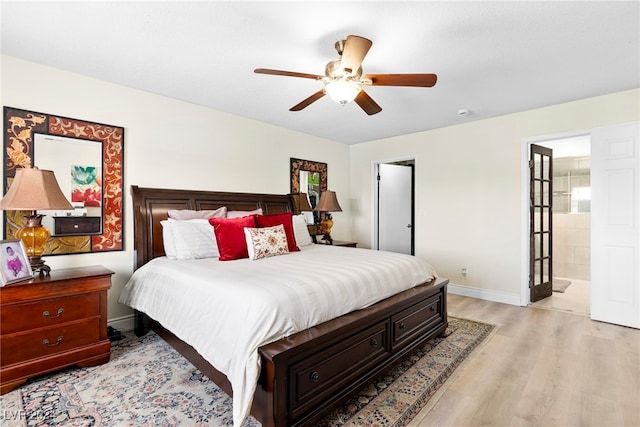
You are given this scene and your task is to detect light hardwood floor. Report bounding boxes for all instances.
[532,278,591,316]
[408,294,640,427]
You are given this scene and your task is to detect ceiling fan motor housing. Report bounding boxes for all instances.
[325,59,362,81]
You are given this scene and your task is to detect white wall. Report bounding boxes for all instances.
[350,89,640,303]
[1,55,351,322]
[3,55,638,319]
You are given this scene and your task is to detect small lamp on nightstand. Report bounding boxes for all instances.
[0,167,73,276]
[314,190,342,245]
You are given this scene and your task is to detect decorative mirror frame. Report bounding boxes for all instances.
[290,157,327,198]
[290,158,327,239]
[3,107,124,255]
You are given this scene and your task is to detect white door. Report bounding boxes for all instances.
[378,163,413,254]
[591,122,639,328]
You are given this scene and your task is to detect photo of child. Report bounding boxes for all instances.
[0,240,32,285]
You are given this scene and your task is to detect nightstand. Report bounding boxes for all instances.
[0,265,113,394]
[325,240,358,248]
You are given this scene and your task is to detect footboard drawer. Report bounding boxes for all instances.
[288,320,390,419]
[391,292,444,351]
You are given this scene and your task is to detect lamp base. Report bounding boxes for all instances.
[28,256,51,276]
[321,233,334,245]
[17,213,52,276]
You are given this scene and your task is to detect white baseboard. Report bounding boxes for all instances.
[108,314,135,332]
[447,283,522,306]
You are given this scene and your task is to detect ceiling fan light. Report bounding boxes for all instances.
[325,81,361,105]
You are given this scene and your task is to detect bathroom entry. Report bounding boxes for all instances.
[526,123,638,327]
[375,160,415,255]
[533,135,591,314]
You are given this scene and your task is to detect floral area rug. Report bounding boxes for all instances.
[0,317,494,427]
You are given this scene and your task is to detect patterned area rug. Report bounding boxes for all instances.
[0,317,494,427]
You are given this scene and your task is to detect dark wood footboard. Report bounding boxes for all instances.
[259,277,447,426]
[137,277,447,426]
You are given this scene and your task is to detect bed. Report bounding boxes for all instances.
[122,185,448,427]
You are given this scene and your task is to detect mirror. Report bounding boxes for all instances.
[3,107,124,255]
[35,134,103,235]
[290,158,327,228]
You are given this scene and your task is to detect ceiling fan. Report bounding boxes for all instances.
[254,35,437,115]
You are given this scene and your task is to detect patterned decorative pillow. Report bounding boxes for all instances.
[244,224,290,260]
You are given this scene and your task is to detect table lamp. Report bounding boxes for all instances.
[298,192,313,212]
[314,190,342,244]
[0,167,73,275]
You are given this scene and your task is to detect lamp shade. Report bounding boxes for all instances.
[314,191,342,212]
[0,168,73,211]
[298,192,313,211]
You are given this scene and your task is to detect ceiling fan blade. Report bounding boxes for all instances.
[354,90,382,115]
[340,35,373,73]
[362,73,438,87]
[290,89,326,111]
[254,68,324,80]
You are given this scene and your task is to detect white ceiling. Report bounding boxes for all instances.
[2,1,638,145]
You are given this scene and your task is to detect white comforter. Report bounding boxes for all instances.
[119,245,436,426]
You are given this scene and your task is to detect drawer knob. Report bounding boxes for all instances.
[370,338,379,347]
[398,322,406,330]
[430,306,436,312]
[43,308,64,319]
[310,371,320,382]
[43,336,63,347]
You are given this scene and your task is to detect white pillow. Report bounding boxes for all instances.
[244,224,289,260]
[292,214,313,247]
[161,218,219,260]
[168,207,227,220]
[227,208,263,218]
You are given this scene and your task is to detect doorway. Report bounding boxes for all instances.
[531,136,591,315]
[522,123,639,328]
[374,159,415,255]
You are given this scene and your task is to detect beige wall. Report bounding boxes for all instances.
[349,89,640,302]
[553,213,590,280]
[3,54,639,319]
[1,55,351,322]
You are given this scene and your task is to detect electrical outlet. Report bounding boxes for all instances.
[461,268,467,278]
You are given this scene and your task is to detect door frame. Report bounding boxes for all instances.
[372,156,416,251]
[520,130,590,306]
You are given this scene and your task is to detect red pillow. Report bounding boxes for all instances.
[208,215,257,261]
[255,212,300,252]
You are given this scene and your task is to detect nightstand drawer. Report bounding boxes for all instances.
[0,294,101,334]
[0,318,101,365]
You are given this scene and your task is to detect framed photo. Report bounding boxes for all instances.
[0,239,33,285]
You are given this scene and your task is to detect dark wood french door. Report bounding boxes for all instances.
[530,144,553,302]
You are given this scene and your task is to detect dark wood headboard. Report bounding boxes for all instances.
[130,185,294,269]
